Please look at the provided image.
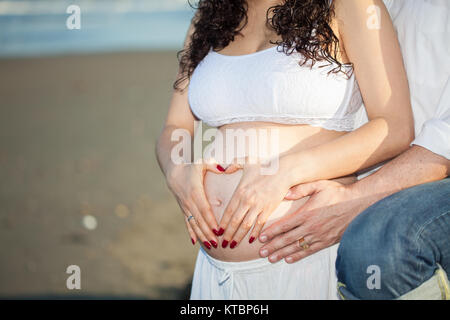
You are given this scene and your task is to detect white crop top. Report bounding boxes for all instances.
[188,45,364,131]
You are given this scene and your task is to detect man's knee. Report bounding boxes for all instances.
[336,202,405,299]
[336,179,450,299]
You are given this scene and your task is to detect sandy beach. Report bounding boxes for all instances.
[0,51,198,299]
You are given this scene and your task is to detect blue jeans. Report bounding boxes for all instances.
[336,178,450,299]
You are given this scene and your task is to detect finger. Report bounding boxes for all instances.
[218,193,241,235]
[191,188,221,237]
[267,235,314,263]
[221,201,250,248]
[224,155,246,174]
[187,202,218,247]
[179,202,200,245]
[224,163,242,174]
[175,196,190,216]
[258,204,309,243]
[232,207,262,245]
[188,214,214,249]
[284,181,323,200]
[259,224,310,258]
[203,158,227,174]
[249,207,277,244]
[184,216,197,245]
[284,242,323,264]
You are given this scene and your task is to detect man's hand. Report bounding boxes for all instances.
[258,145,450,264]
[258,180,373,264]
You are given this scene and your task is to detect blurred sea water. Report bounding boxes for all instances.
[0,0,195,57]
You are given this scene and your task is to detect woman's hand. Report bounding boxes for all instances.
[218,156,294,249]
[166,162,221,249]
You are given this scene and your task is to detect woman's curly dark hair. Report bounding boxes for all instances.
[174,0,350,90]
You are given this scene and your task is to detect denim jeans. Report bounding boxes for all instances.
[336,178,450,299]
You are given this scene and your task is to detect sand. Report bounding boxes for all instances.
[0,51,198,299]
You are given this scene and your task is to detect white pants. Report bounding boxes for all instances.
[190,245,340,300]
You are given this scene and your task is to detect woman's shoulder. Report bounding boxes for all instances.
[333,0,389,20]
[332,0,392,38]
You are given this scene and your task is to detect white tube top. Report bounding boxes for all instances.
[188,45,364,131]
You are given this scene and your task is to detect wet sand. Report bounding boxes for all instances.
[0,51,198,299]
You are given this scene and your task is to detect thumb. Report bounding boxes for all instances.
[224,163,243,174]
[224,156,247,173]
[203,158,227,174]
[285,181,325,200]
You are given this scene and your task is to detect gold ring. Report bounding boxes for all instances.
[298,237,310,250]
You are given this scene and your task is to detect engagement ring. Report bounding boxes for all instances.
[298,237,310,250]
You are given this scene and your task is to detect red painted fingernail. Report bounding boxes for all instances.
[222,240,229,248]
[249,236,255,244]
[230,240,238,249]
[218,228,225,236]
[203,241,212,249]
[191,238,195,245]
[217,165,225,172]
[210,240,218,248]
[213,229,220,236]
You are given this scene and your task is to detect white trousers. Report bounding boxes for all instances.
[190,245,340,300]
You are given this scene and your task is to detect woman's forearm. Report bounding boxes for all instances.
[156,125,184,177]
[156,124,220,245]
[285,117,414,185]
[280,0,412,186]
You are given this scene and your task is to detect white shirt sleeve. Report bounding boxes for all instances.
[412,78,450,160]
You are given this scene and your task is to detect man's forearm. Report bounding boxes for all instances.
[350,145,450,209]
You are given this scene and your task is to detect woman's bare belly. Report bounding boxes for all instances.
[201,122,356,262]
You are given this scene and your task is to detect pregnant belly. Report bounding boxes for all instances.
[200,122,355,262]
[204,170,311,261]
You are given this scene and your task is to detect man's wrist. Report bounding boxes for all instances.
[347,176,395,213]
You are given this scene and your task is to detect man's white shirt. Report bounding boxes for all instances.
[357,0,450,169]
